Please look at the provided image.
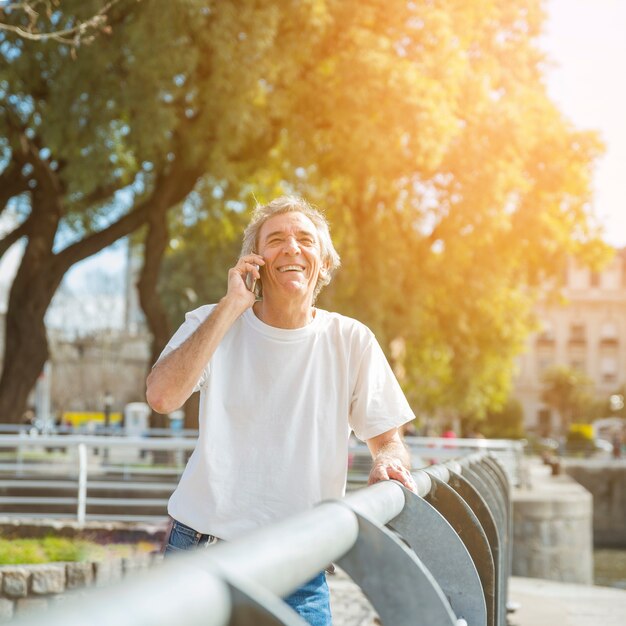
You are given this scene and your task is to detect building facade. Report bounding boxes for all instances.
[513,249,626,434]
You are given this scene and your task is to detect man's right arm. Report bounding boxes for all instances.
[146,253,264,414]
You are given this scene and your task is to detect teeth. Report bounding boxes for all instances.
[278,265,304,272]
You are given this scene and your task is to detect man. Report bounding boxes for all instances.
[146,195,417,625]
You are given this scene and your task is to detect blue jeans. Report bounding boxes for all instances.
[164,519,332,625]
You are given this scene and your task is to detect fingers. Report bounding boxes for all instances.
[232,255,264,279]
[237,254,265,269]
[241,262,261,280]
[369,461,418,494]
[368,464,389,485]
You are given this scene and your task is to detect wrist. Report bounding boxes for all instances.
[372,453,410,470]
[219,293,251,318]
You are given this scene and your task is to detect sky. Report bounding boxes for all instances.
[1,0,625,315]
[541,0,626,247]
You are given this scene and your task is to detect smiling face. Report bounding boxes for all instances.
[256,211,325,304]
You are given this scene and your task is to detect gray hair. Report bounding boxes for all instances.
[241,195,341,301]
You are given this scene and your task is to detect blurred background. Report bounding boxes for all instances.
[0,0,624,451]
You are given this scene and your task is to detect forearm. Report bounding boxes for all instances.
[146,296,245,413]
[371,439,411,470]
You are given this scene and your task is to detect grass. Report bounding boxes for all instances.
[0,537,158,565]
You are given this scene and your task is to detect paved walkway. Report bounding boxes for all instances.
[508,576,626,626]
[327,567,626,626]
[328,568,377,626]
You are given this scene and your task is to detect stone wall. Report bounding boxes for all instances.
[565,459,626,547]
[512,461,593,584]
[0,553,161,623]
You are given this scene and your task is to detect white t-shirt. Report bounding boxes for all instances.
[159,305,414,540]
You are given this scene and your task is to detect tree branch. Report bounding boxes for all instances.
[4,108,63,197]
[0,0,127,46]
[53,159,202,274]
[0,219,30,258]
[0,159,29,215]
[71,182,119,212]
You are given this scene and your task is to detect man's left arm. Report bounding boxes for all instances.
[366,427,418,493]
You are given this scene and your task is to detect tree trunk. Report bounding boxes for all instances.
[0,273,62,424]
[0,190,63,424]
[183,393,199,431]
[137,210,172,430]
[0,163,201,424]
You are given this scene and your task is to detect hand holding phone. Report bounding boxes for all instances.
[245,264,262,301]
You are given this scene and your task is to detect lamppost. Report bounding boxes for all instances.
[104,391,114,432]
[103,391,113,462]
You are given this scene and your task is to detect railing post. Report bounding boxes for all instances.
[77,442,87,527]
[223,576,308,625]
[388,482,487,626]
[424,469,497,626]
[17,430,26,477]
[336,506,458,626]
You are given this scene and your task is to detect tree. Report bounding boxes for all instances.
[0,0,299,422]
[156,0,610,422]
[466,397,525,439]
[1,0,611,424]
[541,365,595,434]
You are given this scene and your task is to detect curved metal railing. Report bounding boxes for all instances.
[8,451,511,626]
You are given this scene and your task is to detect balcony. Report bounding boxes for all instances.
[536,334,555,348]
[599,337,619,348]
[568,336,587,347]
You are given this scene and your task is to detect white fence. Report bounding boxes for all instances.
[0,433,193,523]
[0,433,524,527]
[0,432,523,522]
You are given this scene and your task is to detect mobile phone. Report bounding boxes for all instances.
[245,264,262,301]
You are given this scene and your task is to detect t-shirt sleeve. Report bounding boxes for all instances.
[348,332,415,441]
[155,305,216,392]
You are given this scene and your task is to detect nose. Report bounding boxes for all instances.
[283,237,300,255]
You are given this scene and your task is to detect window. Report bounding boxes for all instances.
[536,321,555,346]
[601,321,618,339]
[600,321,619,347]
[537,359,553,380]
[569,323,586,344]
[601,357,617,384]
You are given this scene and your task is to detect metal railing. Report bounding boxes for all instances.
[0,432,525,527]
[409,436,525,487]
[10,451,511,626]
[348,436,525,488]
[0,433,194,523]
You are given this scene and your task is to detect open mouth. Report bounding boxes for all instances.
[278,265,306,273]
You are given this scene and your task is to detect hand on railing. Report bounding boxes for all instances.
[368,458,418,493]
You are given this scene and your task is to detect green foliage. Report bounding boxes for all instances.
[159,193,248,328]
[565,425,595,455]
[1,0,293,237]
[469,397,525,439]
[1,0,611,422]
[158,0,609,420]
[0,537,89,565]
[0,536,153,565]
